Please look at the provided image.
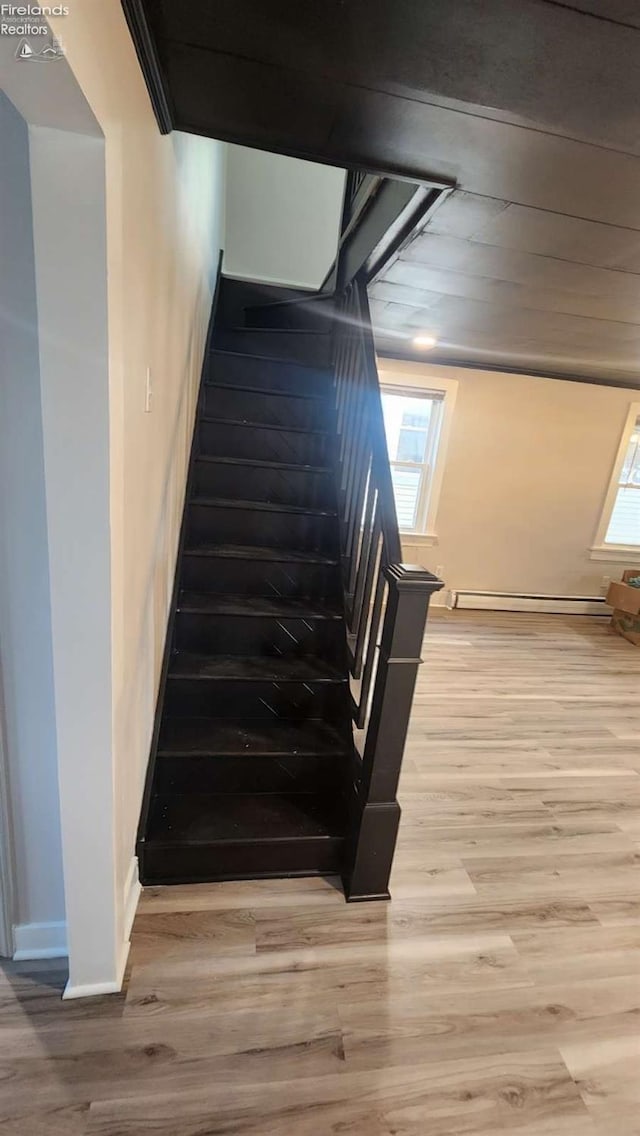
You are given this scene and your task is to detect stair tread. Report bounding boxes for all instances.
[210,348,331,374]
[169,652,346,682]
[225,327,330,337]
[177,592,341,618]
[147,792,344,845]
[190,495,336,517]
[201,414,328,435]
[196,454,331,474]
[184,542,339,565]
[158,717,349,757]
[205,381,326,402]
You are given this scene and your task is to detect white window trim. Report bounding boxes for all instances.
[377,360,458,539]
[590,401,640,562]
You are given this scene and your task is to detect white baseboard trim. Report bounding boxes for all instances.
[62,977,123,1000]
[13,920,67,961]
[430,591,448,607]
[123,854,141,942]
[448,590,611,616]
[62,856,140,1000]
[63,938,130,1000]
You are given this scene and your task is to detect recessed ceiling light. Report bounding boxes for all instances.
[412,334,438,349]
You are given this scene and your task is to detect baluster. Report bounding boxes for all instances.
[352,506,382,679]
[338,336,361,480]
[356,559,386,730]
[343,382,369,558]
[346,471,375,628]
[341,339,364,482]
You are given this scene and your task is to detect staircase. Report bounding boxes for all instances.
[138,279,354,884]
[138,177,445,897]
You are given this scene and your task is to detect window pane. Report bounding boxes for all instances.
[391,465,422,529]
[381,392,433,462]
[605,486,640,545]
[402,410,430,429]
[397,428,427,462]
[621,424,640,484]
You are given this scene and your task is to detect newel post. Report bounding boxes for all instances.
[343,564,444,902]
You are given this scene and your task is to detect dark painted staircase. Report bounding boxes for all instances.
[138,278,354,884]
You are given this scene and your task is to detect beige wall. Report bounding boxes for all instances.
[47,1,225,985]
[380,360,640,597]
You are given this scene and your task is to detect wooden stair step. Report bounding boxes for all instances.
[195,454,331,474]
[204,381,326,402]
[200,414,328,435]
[183,542,339,565]
[147,792,343,845]
[168,652,346,683]
[189,496,336,517]
[157,717,349,757]
[142,792,345,883]
[176,592,341,619]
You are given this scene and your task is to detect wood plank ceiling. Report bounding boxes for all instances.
[134,0,640,386]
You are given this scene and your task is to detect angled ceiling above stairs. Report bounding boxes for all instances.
[125,0,640,385]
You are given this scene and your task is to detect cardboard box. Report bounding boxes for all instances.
[607,570,640,646]
[609,609,640,647]
[606,581,640,616]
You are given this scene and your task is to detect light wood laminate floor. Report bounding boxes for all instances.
[2,610,640,1134]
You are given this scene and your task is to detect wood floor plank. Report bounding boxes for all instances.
[338,973,640,1070]
[2,610,640,1133]
[84,1049,588,1136]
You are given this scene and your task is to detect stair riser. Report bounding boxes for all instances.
[213,329,332,366]
[194,461,335,509]
[187,504,339,554]
[215,277,311,329]
[246,300,336,332]
[203,386,329,431]
[164,680,349,720]
[155,753,345,794]
[200,420,329,465]
[180,556,341,600]
[141,837,344,885]
[174,613,344,659]
[207,352,332,396]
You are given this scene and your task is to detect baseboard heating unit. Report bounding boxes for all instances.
[447,591,611,616]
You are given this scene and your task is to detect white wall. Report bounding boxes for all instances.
[1,0,226,993]
[29,123,118,991]
[224,145,344,288]
[0,94,66,959]
[382,360,640,596]
[50,2,226,995]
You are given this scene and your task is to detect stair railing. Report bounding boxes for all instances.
[333,273,443,901]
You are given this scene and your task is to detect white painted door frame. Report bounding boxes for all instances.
[1,42,124,992]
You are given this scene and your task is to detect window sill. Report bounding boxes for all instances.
[589,545,640,563]
[399,531,439,546]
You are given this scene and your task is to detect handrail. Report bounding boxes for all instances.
[333,272,444,901]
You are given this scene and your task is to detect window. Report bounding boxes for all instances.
[592,403,640,560]
[381,387,445,533]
